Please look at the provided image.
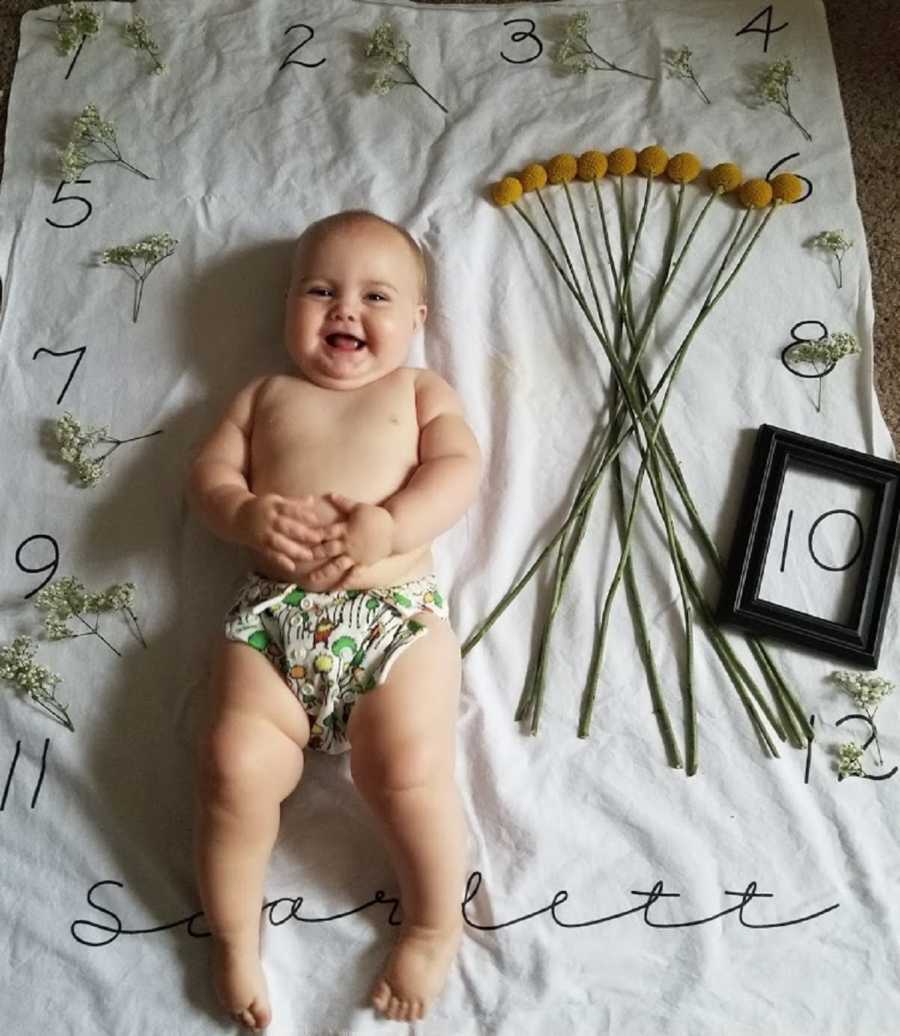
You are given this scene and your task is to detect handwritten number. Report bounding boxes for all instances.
[781,320,832,378]
[45,180,93,229]
[735,6,789,53]
[835,714,898,781]
[279,24,325,70]
[16,534,60,599]
[32,346,86,405]
[1,739,50,812]
[765,154,813,203]
[501,18,543,65]
[807,510,864,572]
[779,508,794,572]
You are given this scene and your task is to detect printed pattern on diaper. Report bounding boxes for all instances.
[223,573,449,755]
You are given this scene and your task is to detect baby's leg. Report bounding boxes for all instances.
[194,640,311,1032]
[346,613,468,1022]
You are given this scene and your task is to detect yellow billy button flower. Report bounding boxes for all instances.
[520,163,548,192]
[546,153,578,184]
[770,172,805,204]
[577,150,607,181]
[607,147,637,176]
[492,176,524,206]
[666,152,702,184]
[637,145,669,177]
[738,178,774,209]
[707,162,742,194]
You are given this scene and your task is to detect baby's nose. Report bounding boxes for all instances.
[328,298,358,321]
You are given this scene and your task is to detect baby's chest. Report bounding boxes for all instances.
[251,388,420,490]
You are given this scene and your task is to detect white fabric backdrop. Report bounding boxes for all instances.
[1,1,898,1034]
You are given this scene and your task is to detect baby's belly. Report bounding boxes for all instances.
[250,545,435,592]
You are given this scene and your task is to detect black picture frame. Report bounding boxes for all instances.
[717,424,900,668]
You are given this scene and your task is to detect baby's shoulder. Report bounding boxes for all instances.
[409,367,463,424]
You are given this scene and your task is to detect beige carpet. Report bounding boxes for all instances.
[1,0,897,451]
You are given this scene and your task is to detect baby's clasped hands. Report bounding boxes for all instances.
[234,490,394,588]
[304,492,396,588]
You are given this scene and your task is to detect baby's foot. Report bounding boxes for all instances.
[371,921,463,1021]
[211,939,272,1032]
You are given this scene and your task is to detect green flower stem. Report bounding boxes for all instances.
[749,644,807,747]
[614,450,683,768]
[75,612,122,657]
[676,536,781,756]
[124,605,148,649]
[474,193,805,761]
[596,195,807,746]
[578,35,655,80]
[94,428,164,464]
[536,189,590,313]
[627,368,810,746]
[579,207,778,741]
[690,74,711,104]
[92,138,152,179]
[32,690,74,731]
[399,62,448,113]
[562,182,611,344]
[465,192,720,659]
[522,178,665,722]
[579,174,696,754]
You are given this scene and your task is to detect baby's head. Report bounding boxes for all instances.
[284,210,427,390]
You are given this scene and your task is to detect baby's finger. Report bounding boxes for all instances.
[321,521,349,540]
[333,566,357,591]
[276,518,324,546]
[262,550,298,580]
[307,555,353,585]
[327,492,355,511]
[265,532,313,561]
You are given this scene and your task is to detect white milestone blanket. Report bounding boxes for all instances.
[1,1,898,1034]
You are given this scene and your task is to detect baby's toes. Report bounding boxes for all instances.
[371,979,391,1012]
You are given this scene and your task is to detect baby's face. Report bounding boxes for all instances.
[285,220,426,391]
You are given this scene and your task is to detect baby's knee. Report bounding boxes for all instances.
[352,734,451,794]
[197,718,299,805]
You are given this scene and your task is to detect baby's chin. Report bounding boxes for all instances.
[293,355,399,391]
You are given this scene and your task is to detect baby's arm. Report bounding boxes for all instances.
[382,369,482,553]
[187,376,328,576]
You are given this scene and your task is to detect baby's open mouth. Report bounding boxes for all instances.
[326,333,366,351]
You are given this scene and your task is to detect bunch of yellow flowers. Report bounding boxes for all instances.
[468,145,808,775]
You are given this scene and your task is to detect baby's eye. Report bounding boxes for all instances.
[366,292,388,302]
[307,287,332,297]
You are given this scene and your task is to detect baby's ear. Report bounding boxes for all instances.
[414,303,427,331]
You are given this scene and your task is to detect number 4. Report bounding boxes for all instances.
[735,6,789,53]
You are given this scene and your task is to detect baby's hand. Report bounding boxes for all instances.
[235,493,329,576]
[304,493,395,589]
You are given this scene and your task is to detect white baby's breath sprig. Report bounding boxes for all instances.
[555,12,655,82]
[37,1,102,58]
[809,229,853,289]
[59,103,153,183]
[53,410,163,487]
[0,635,73,730]
[831,670,894,768]
[122,16,167,75]
[99,233,178,322]
[836,741,864,779]
[789,331,860,366]
[664,46,710,103]
[754,59,812,141]
[787,331,860,414]
[34,576,146,656]
[364,21,448,113]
